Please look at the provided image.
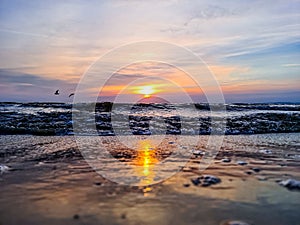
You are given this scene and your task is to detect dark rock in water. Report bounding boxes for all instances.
[221,158,231,163]
[166,129,181,135]
[191,175,221,187]
[183,183,190,187]
[221,220,250,225]
[251,168,261,173]
[237,160,247,166]
[245,171,252,175]
[279,179,300,190]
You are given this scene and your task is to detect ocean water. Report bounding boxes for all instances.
[0,102,299,136]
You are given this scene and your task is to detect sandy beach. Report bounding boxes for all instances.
[0,133,299,225]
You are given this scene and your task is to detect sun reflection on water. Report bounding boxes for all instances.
[133,139,159,185]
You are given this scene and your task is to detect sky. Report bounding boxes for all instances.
[0,0,299,103]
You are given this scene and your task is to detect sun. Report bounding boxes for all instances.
[138,85,155,98]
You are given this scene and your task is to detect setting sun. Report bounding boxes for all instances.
[138,85,155,98]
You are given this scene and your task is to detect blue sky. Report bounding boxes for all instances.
[0,0,299,102]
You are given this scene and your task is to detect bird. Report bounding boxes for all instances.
[68,93,75,98]
[54,90,59,95]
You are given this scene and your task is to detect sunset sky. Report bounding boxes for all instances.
[0,0,299,103]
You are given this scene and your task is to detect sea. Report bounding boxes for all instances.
[0,102,299,136]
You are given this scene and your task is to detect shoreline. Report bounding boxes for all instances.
[0,134,299,225]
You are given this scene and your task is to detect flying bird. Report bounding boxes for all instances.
[68,93,75,98]
[54,90,59,95]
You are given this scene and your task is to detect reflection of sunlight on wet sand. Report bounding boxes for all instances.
[133,139,158,186]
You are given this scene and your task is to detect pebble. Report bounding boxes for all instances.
[237,161,247,166]
[191,178,201,186]
[183,183,190,187]
[191,175,221,187]
[182,167,192,172]
[221,220,250,225]
[73,214,80,220]
[251,168,261,173]
[221,158,231,163]
[279,179,300,190]
[191,150,204,156]
[258,149,272,154]
[256,176,267,181]
[0,165,10,174]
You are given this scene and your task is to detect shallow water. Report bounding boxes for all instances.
[0,134,299,225]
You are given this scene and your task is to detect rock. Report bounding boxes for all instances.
[221,220,250,225]
[251,168,261,173]
[182,167,192,172]
[237,161,247,166]
[279,179,300,190]
[94,182,102,186]
[201,175,221,185]
[221,158,231,163]
[245,171,252,175]
[191,178,201,186]
[191,149,204,156]
[73,214,80,219]
[257,176,267,181]
[0,165,10,174]
[259,149,272,154]
[183,183,190,187]
[191,175,221,187]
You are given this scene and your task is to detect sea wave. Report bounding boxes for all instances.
[0,102,299,135]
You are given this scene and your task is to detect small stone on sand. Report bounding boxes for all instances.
[222,158,231,163]
[237,161,247,166]
[257,176,267,181]
[251,168,261,173]
[191,178,201,186]
[73,214,80,220]
[191,175,221,187]
[259,149,272,154]
[0,165,10,174]
[191,150,204,156]
[279,179,300,190]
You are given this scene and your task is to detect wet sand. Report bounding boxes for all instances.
[0,134,299,225]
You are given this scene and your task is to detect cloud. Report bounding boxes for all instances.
[0,0,299,102]
[0,69,76,101]
[282,64,300,67]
